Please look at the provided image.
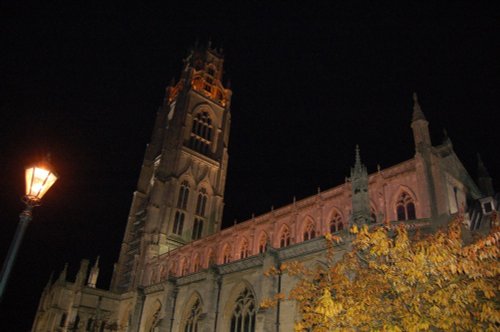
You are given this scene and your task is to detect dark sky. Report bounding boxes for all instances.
[0,1,498,330]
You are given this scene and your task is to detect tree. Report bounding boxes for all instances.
[262,218,500,331]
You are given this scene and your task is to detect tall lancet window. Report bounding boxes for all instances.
[230,288,256,332]
[189,111,213,155]
[240,238,250,259]
[192,188,207,240]
[178,181,190,210]
[258,233,267,254]
[396,192,416,221]
[174,181,190,236]
[184,298,202,332]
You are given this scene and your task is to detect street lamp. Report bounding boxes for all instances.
[0,161,58,302]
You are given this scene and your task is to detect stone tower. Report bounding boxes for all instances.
[111,44,232,292]
[350,145,370,225]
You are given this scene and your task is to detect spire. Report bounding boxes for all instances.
[412,92,426,122]
[477,153,490,178]
[87,256,100,288]
[44,271,54,290]
[57,263,68,283]
[477,153,494,196]
[354,144,362,169]
[410,92,432,149]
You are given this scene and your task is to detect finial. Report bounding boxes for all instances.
[317,186,321,194]
[234,218,237,225]
[271,205,274,211]
[94,256,100,267]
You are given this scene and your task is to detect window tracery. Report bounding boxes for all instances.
[230,288,256,332]
[183,298,202,332]
[396,192,416,221]
[279,226,291,248]
[303,220,316,241]
[329,212,343,233]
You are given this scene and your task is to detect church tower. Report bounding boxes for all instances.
[111,44,232,292]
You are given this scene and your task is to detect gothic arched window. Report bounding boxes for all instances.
[240,239,250,259]
[60,313,67,327]
[189,111,213,155]
[192,254,201,273]
[173,211,184,235]
[177,181,190,210]
[279,226,291,248]
[329,212,343,233]
[222,245,232,264]
[230,288,256,332]
[180,258,189,276]
[303,221,316,241]
[192,218,203,240]
[370,207,377,224]
[195,188,208,217]
[207,249,215,267]
[396,192,416,221]
[184,298,202,332]
[258,233,267,254]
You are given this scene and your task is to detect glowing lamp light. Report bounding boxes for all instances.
[0,160,58,302]
[25,165,58,202]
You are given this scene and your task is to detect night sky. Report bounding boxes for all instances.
[1,2,499,330]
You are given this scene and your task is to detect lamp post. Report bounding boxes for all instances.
[0,162,58,302]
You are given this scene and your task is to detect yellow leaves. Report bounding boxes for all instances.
[267,217,499,331]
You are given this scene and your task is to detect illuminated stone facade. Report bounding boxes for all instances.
[32,47,495,332]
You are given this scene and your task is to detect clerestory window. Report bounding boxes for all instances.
[303,221,316,241]
[279,227,291,248]
[329,212,343,233]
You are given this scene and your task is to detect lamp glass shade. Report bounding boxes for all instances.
[25,165,58,200]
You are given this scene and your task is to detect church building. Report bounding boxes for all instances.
[31,45,497,332]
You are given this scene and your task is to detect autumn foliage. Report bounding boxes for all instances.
[262,219,500,331]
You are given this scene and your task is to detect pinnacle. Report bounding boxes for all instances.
[412,92,427,122]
